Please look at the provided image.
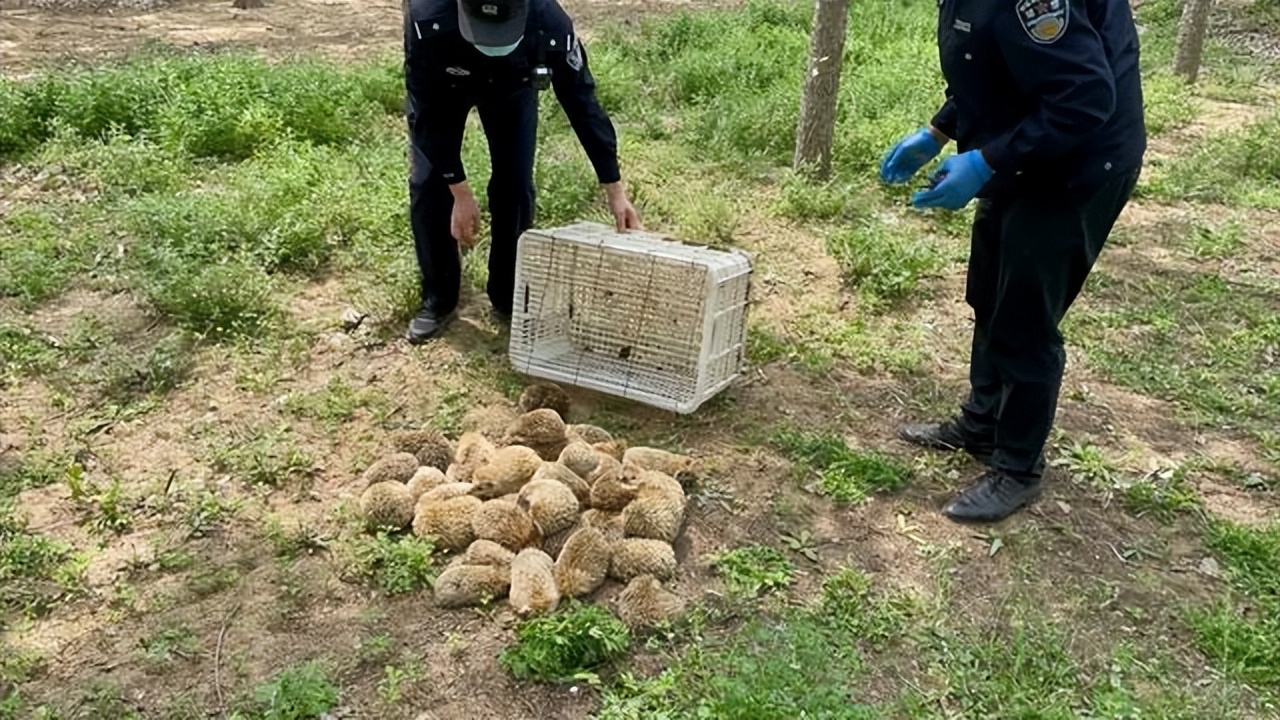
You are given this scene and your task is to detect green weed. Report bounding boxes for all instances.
[0,448,75,501]
[184,489,240,539]
[140,625,200,667]
[343,532,437,595]
[818,568,914,649]
[87,478,133,535]
[1142,115,1280,208]
[708,545,794,598]
[825,220,944,308]
[499,602,631,683]
[241,661,340,720]
[1120,465,1202,523]
[773,428,913,503]
[204,426,314,488]
[0,500,85,620]
[283,375,388,428]
[376,662,424,705]
[1186,520,1280,689]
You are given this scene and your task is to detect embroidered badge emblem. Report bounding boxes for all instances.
[1016,0,1069,44]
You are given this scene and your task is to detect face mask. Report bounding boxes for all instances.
[473,36,523,57]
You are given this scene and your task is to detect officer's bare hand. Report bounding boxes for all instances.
[604,181,642,232]
[449,182,481,247]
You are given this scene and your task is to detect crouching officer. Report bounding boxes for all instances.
[402,0,642,343]
[879,0,1146,522]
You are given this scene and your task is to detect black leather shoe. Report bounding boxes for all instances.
[897,419,994,464]
[406,306,452,344]
[943,469,1042,523]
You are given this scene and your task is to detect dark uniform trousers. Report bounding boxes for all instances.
[958,168,1139,478]
[408,88,538,318]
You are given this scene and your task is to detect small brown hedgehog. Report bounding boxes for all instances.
[539,519,581,558]
[587,454,622,485]
[518,382,571,418]
[448,431,497,483]
[590,462,639,512]
[610,538,677,583]
[472,498,540,551]
[360,452,419,485]
[502,409,568,461]
[360,481,416,530]
[615,575,685,629]
[593,440,628,462]
[532,462,591,506]
[463,539,516,567]
[517,478,580,536]
[622,447,694,481]
[471,445,542,499]
[622,477,685,543]
[558,441,600,480]
[413,493,482,552]
[419,482,475,505]
[389,429,454,473]
[581,509,625,543]
[566,424,613,446]
[406,466,447,501]
[554,526,611,598]
[509,548,560,617]
[434,564,511,608]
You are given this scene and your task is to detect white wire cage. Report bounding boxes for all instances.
[508,221,753,414]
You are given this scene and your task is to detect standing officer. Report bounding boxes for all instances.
[879,0,1146,522]
[402,0,642,343]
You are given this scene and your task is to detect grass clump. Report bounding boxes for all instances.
[773,428,913,503]
[709,545,794,598]
[343,532,437,595]
[0,500,85,621]
[499,602,631,683]
[204,426,314,488]
[1186,520,1280,690]
[234,660,340,720]
[1142,115,1280,208]
[824,219,944,309]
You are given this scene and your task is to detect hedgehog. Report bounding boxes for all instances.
[360,481,416,530]
[622,447,695,482]
[615,575,685,629]
[558,441,600,480]
[509,548,560,617]
[389,429,454,473]
[471,445,542,500]
[589,461,639,512]
[566,424,613,446]
[462,539,516,567]
[447,431,497,483]
[622,474,686,543]
[532,461,591,506]
[406,466,447,501]
[472,498,540,551]
[413,492,482,552]
[502,409,568,461]
[554,526,611,598]
[539,518,581,558]
[419,482,476,504]
[610,538,677,583]
[581,509,625,544]
[518,382,571,418]
[360,452,419,485]
[434,564,511,608]
[593,440,628,462]
[517,478,580,536]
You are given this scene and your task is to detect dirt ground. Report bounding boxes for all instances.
[2,0,1278,718]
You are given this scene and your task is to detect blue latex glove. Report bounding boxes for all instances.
[879,127,943,184]
[911,150,994,210]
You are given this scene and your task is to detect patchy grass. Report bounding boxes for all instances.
[340,531,437,595]
[234,660,340,720]
[0,500,86,622]
[773,428,914,503]
[708,544,794,598]
[1143,115,1280,208]
[499,602,632,683]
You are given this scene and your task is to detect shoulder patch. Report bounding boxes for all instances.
[566,36,583,71]
[1015,0,1069,44]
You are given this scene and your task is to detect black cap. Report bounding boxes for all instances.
[457,0,528,48]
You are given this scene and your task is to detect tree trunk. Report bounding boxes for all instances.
[793,0,850,180]
[1173,0,1214,83]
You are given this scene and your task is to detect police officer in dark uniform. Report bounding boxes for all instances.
[879,0,1146,522]
[402,0,641,343]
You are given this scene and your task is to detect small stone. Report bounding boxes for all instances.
[341,307,367,331]
[1198,557,1221,579]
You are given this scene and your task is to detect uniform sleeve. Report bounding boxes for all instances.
[550,35,622,185]
[404,40,469,184]
[981,1,1116,175]
[930,90,958,140]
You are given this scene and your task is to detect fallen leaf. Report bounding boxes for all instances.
[989,537,1005,557]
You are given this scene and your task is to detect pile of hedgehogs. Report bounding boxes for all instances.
[357,383,693,629]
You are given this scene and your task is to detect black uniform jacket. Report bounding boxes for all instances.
[403,0,621,185]
[930,0,1147,198]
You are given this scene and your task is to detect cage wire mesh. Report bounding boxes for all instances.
[509,222,753,414]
